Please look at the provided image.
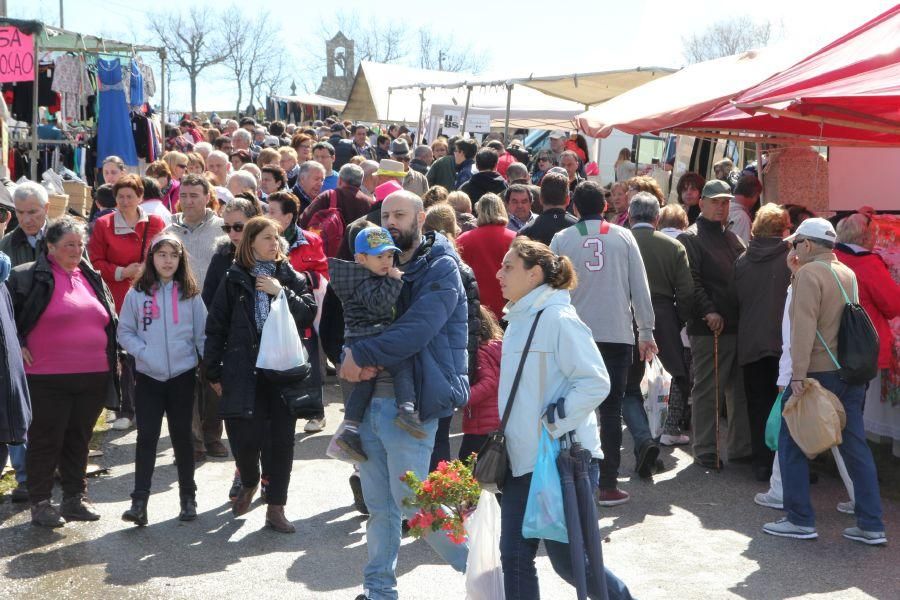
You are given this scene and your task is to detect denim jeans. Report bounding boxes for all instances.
[621,390,652,460]
[0,441,28,485]
[500,469,633,600]
[595,342,633,490]
[358,397,468,600]
[779,371,884,531]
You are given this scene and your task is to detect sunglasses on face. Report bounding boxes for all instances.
[221,223,245,233]
[175,163,188,169]
[791,239,805,249]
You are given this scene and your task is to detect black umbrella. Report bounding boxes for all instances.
[549,399,610,600]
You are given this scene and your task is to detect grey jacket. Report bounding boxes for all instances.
[327,257,402,339]
[165,209,226,291]
[117,281,207,382]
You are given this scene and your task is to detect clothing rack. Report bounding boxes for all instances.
[0,19,166,180]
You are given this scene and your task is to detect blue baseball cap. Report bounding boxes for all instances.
[354,227,401,256]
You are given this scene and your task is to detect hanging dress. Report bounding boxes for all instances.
[97,58,138,166]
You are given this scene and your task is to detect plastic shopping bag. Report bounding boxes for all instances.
[782,378,847,459]
[640,357,672,439]
[255,290,308,371]
[764,390,785,451]
[465,490,506,600]
[325,421,358,463]
[522,426,568,543]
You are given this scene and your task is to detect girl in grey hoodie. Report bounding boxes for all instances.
[117,233,207,527]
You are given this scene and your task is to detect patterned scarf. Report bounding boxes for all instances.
[250,260,277,332]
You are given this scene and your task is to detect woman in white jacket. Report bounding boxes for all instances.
[495,237,633,600]
[117,234,207,527]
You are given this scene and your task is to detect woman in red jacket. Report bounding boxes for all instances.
[835,214,900,371]
[458,306,504,462]
[87,174,166,430]
[456,194,516,319]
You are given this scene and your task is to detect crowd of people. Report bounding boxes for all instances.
[1,113,898,600]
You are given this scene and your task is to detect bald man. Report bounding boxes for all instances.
[340,190,470,596]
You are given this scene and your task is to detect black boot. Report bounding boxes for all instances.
[122,498,148,527]
[179,497,197,521]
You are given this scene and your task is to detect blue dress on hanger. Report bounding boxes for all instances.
[97,58,138,166]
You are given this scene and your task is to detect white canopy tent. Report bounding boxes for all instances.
[269,93,346,112]
[342,62,676,140]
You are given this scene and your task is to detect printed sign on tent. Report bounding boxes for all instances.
[442,109,461,136]
[465,113,491,134]
[0,27,34,84]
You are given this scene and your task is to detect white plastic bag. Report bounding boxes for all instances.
[465,490,505,600]
[640,357,672,439]
[325,421,358,463]
[255,290,308,371]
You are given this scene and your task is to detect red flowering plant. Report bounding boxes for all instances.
[401,458,481,545]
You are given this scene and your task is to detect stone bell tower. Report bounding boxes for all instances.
[317,32,356,100]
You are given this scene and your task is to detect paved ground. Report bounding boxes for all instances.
[1,377,898,599]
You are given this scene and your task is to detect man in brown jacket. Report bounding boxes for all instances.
[763,218,886,545]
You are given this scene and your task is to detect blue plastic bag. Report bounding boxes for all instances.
[522,426,568,543]
[765,389,785,451]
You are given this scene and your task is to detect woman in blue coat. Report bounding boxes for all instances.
[0,251,31,495]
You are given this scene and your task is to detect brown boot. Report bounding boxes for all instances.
[232,484,258,517]
[265,505,295,533]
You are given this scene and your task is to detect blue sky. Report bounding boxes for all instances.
[11,0,896,112]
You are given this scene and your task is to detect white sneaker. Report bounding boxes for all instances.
[660,433,690,446]
[754,492,784,510]
[304,418,326,433]
[111,417,133,431]
[836,500,855,515]
[763,517,817,540]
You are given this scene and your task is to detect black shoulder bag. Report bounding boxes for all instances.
[472,309,544,492]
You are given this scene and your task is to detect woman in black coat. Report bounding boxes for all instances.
[204,216,316,534]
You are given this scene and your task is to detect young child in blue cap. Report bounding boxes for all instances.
[327,226,424,461]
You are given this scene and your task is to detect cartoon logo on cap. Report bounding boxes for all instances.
[367,229,393,249]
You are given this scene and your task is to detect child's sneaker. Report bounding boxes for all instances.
[394,410,428,439]
[336,429,368,462]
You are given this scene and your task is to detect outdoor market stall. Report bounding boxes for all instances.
[0,18,166,181]
[267,92,346,124]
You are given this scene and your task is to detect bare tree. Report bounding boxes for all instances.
[148,8,230,113]
[417,28,485,73]
[221,12,249,116]
[682,16,778,64]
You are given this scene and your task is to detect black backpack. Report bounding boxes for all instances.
[815,265,879,385]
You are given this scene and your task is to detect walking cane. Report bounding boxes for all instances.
[713,331,720,471]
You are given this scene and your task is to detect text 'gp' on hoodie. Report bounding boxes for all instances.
[117,281,208,382]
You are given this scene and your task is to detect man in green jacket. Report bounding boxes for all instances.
[629,193,694,447]
[426,135,461,190]
[0,181,49,269]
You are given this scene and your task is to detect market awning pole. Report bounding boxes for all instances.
[461,85,472,136]
[416,87,425,145]
[29,29,39,180]
[160,49,167,123]
[756,142,764,202]
[386,88,393,124]
[503,83,513,143]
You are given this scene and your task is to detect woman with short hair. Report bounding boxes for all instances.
[495,237,632,599]
[457,193,516,319]
[7,217,119,527]
[88,174,166,430]
[734,204,792,481]
[204,216,316,533]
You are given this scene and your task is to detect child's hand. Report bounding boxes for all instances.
[388,267,403,280]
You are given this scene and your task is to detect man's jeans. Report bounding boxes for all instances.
[358,397,468,600]
[779,371,884,532]
[622,390,653,460]
[596,343,633,490]
[0,441,27,485]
